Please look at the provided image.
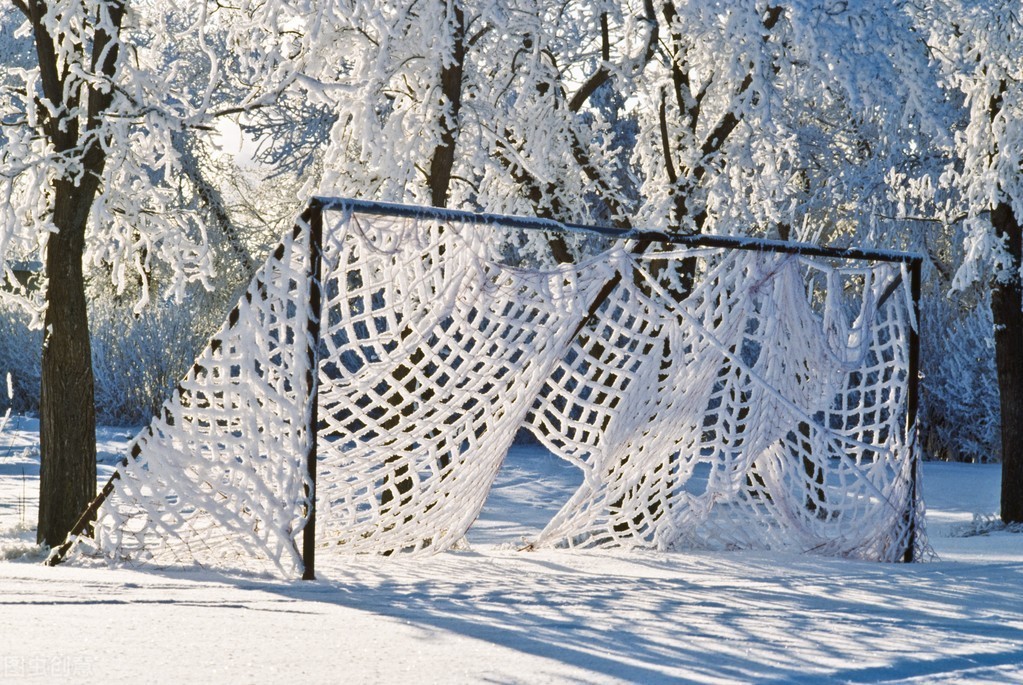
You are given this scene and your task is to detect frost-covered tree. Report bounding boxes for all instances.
[260,0,942,243]
[314,0,471,208]
[2,0,134,546]
[242,0,650,232]
[628,0,942,241]
[920,1,1023,521]
[0,0,292,546]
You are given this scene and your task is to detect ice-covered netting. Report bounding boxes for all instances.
[313,213,612,554]
[55,201,924,576]
[527,248,923,561]
[64,225,318,576]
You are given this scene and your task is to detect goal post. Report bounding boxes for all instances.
[47,198,925,577]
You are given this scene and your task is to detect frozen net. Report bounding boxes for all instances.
[66,223,319,576]
[56,200,924,575]
[312,212,611,555]
[527,247,922,561]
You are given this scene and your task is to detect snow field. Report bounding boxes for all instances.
[1,416,1022,684]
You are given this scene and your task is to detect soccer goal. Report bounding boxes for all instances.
[48,198,925,578]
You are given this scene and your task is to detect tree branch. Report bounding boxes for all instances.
[427,4,465,207]
[568,13,611,113]
[658,88,678,187]
[661,2,699,134]
[87,0,126,128]
[493,131,566,218]
[659,4,784,230]
[696,4,783,165]
[173,132,255,275]
[26,0,66,141]
[562,7,659,227]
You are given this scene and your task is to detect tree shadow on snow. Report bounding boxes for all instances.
[202,552,1023,684]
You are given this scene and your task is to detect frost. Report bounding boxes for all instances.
[920,1,1023,288]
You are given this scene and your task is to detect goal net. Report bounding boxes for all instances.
[51,199,925,577]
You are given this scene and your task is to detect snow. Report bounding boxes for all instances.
[2,416,1022,684]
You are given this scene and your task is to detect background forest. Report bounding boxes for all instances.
[0,0,1017,467]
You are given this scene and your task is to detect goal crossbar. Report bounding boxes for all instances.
[314,197,924,265]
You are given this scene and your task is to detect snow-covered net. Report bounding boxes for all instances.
[312,209,614,555]
[62,223,319,576]
[56,200,924,576]
[528,249,921,561]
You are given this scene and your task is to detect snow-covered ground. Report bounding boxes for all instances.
[2,414,1022,684]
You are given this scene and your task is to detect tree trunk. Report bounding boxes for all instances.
[37,181,97,546]
[991,202,1023,523]
[28,0,124,547]
[427,3,464,207]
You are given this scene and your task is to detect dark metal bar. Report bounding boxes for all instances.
[314,196,924,265]
[302,202,325,580]
[903,260,923,563]
[45,459,127,566]
[875,273,906,313]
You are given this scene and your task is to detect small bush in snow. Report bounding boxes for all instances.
[951,513,1023,537]
[88,287,242,426]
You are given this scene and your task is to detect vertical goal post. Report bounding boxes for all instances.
[47,197,925,577]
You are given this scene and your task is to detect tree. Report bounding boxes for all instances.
[921,1,1023,521]
[3,0,130,546]
[625,1,943,242]
[0,0,291,546]
[241,0,651,233]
